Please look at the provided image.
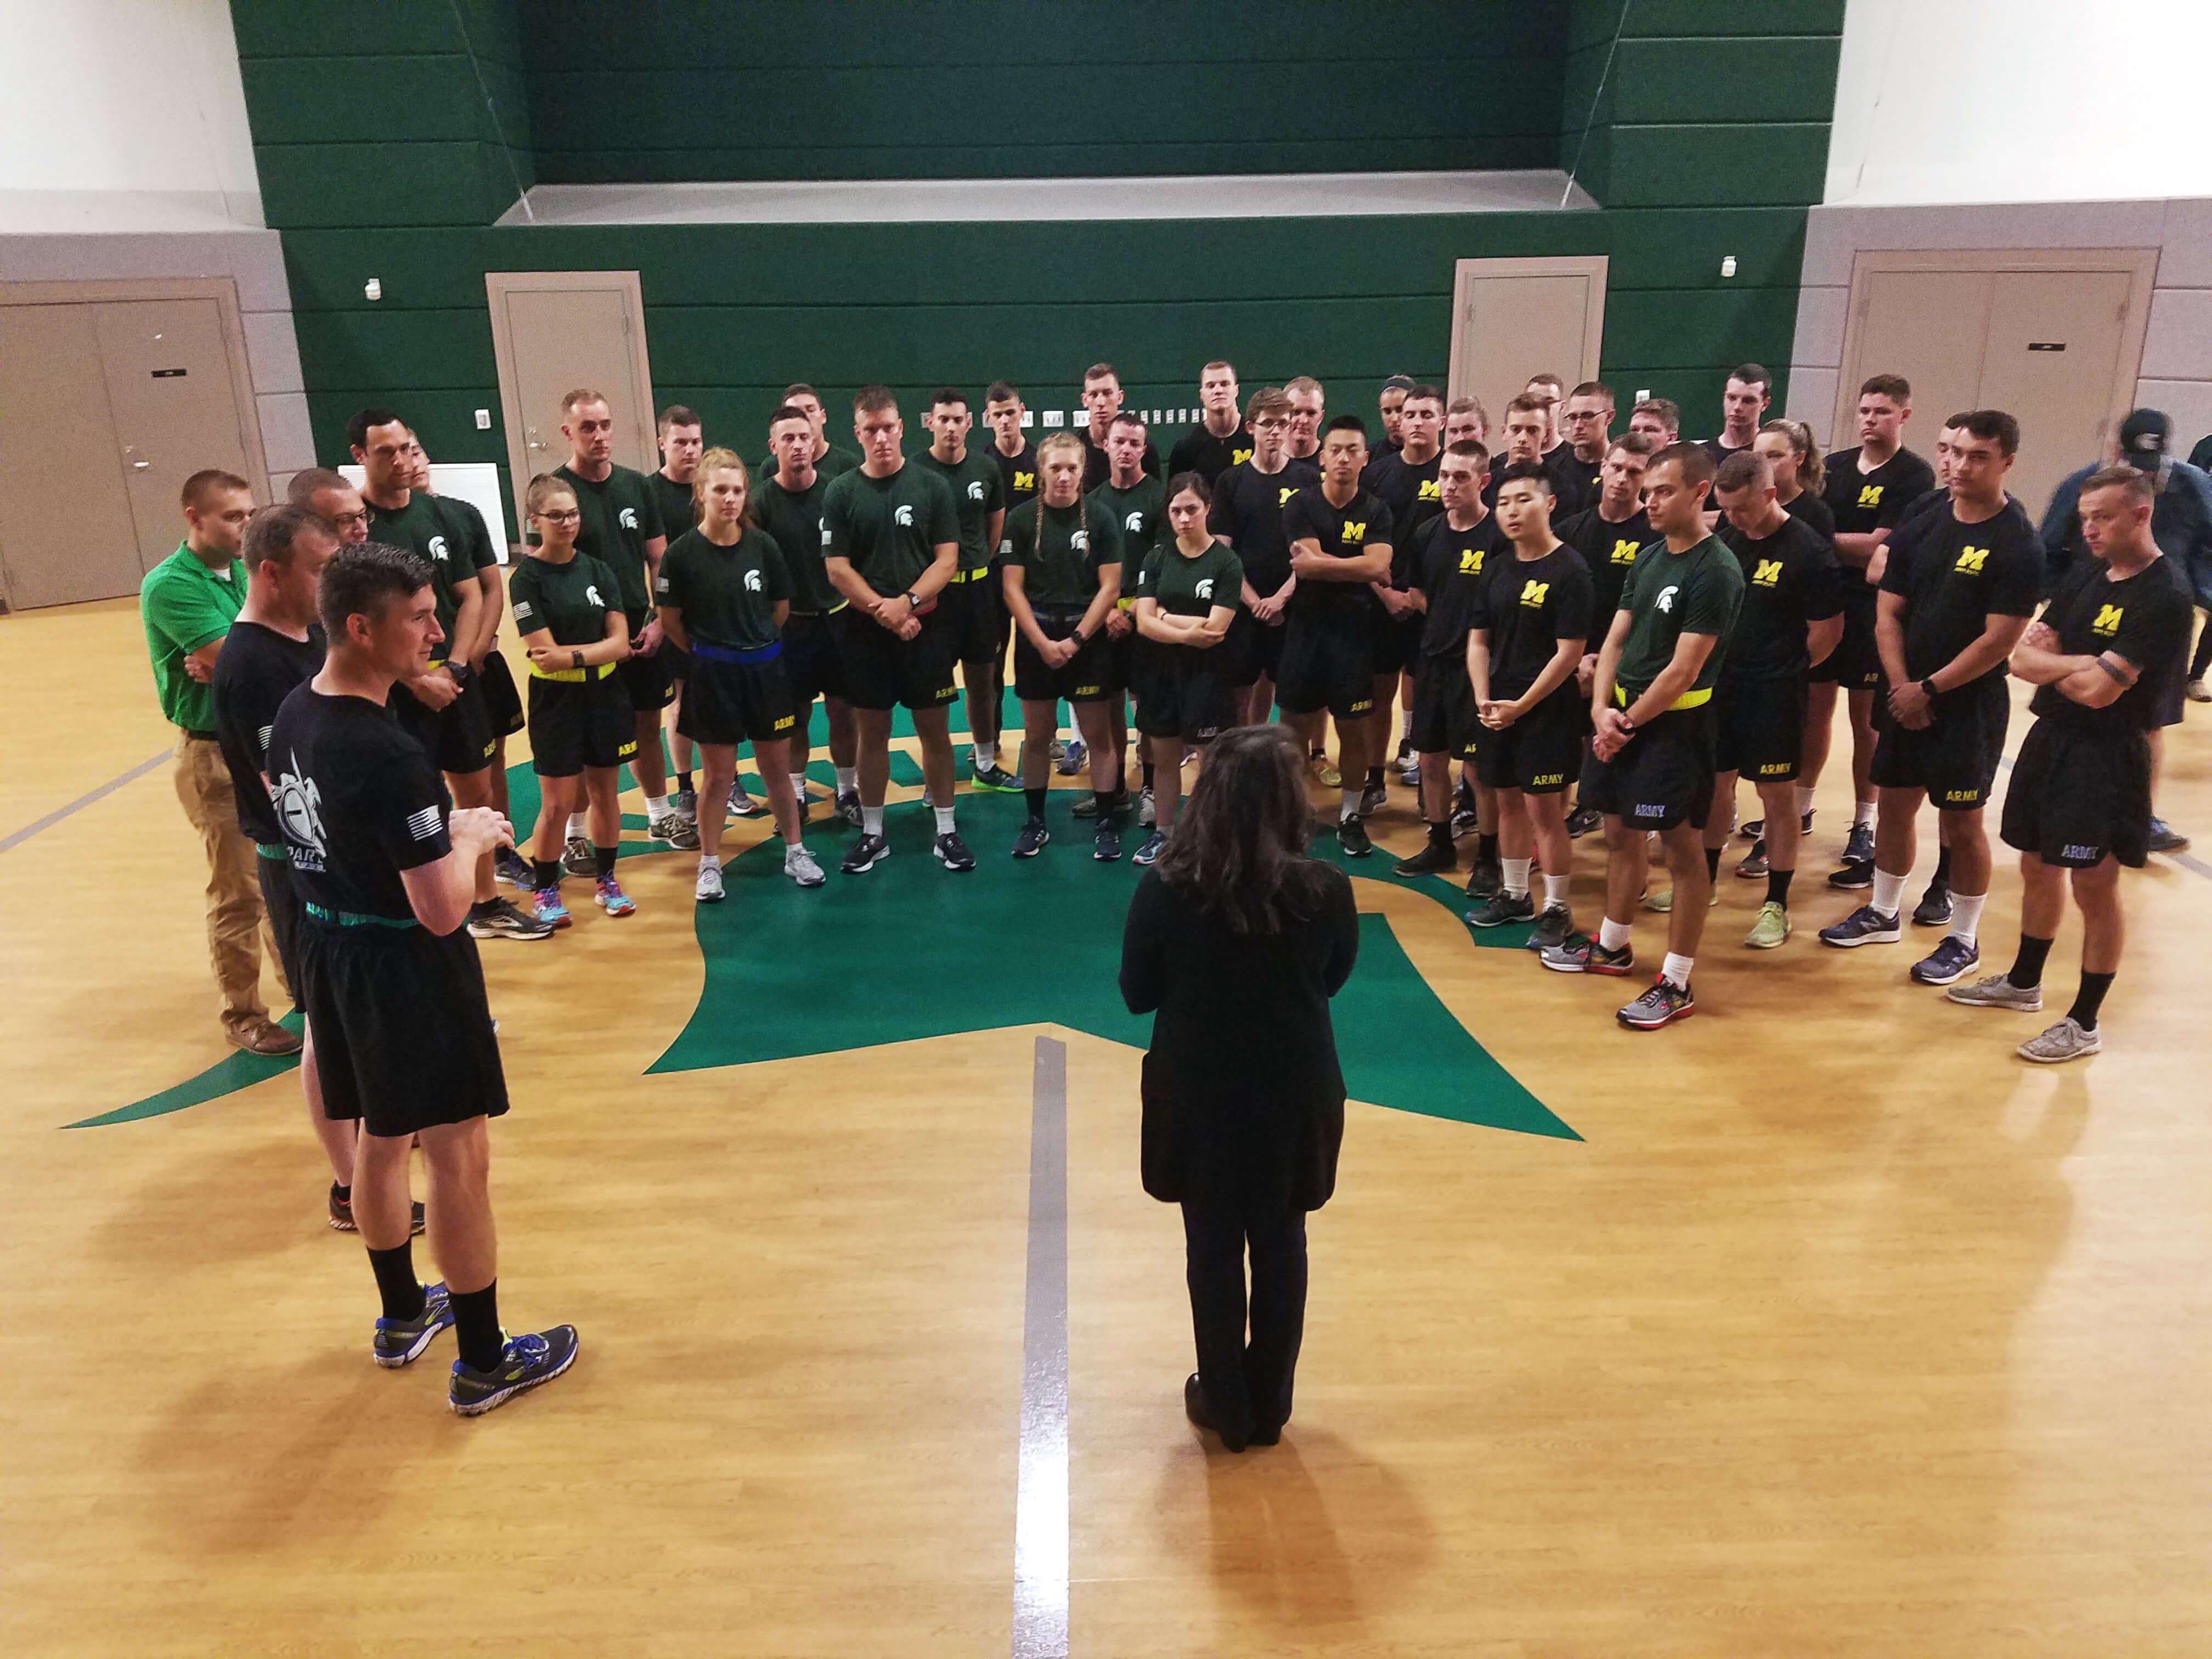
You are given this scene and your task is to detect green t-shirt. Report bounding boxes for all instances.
[1136,538,1243,620]
[656,526,791,652]
[647,470,698,547]
[756,442,858,485]
[1615,534,1745,700]
[507,551,622,651]
[1002,495,1124,608]
[554,461,665,624]
[752,472,841,613]
[1096,474,1167,607]
[820,463,960,595]
[140,542,246,730]
[365,491,489,644]
[912,445,1006,573]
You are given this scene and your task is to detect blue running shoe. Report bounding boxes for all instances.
[449,1325,580,1417]
[373,1280,455,1369]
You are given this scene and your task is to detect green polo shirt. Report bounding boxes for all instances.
[140,542,247,730]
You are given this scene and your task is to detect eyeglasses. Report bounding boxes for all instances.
[535,509,582,523]
[329,510,369,529]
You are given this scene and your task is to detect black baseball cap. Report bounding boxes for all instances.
[2118,407,2170,459]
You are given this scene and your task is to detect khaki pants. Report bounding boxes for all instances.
[172,733,284,1036]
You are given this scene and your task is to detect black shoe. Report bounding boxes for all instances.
[1526,904,1573,951]
[836,789,864,830]
[1392,839,1456,878]
[1465,857,1502,898]
[328,1184,426,1237]
[1449,806,1480,839]
[1839,822,1875,866]
[840,832,890,874]
[1359,781,1389,818]
[1012,817,1049,858]
[1183,1372,1248,1453]
[1336,814,1373,857]
[1826,859,1875,890]
[1465,890,1535,929]
[1071,788,1131,821]
[1093,822,1122,862]
[1565,804,1602,839]
[1739,817,1764,840]
[2146,817,2190,854]
[934,830,977,872]
[1912,879,1953,927]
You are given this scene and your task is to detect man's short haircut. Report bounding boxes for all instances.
[1493,459,1553,493]
[1570,381,1616,406]
[286,466,354,508]
[1726,363,1773,393]
[1606,432,1657,460]
[560,387,609,416]
[1442,439,1491,470]
[182,469,250,511]
[1284,375,1323,399]
[1503,394,1549,419]
[657,404,701,435]
[1959,408,2021,458]
[1203,360,1237,379]
[1655,441,1717,489]
[1404,383,1444,408]
[2083,463,2154,505]
[853,384,899,417]
[318,540,431,637]
[1110,410,1147,432]
[928,386,969,413]
[1713,451,1772,495]
[1083,362,1118,385]
[346,407,405,450]
[1630,396,1681,432]
[1943,410,1975,431]
[782,382,818,402]
[244,503,334,569]
[1526,373,1565,396]
[1322,414,1368,441]
[985,380,1020,405]
[1860,373,1911,404]
[1447,394,1488,423]
[767,403,814,433]
[1245,387,1293,422]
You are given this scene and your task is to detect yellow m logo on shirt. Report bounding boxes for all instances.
[1458,549,1486,574]
[1014,471,1035,491]
[1955,545,1989,573]
[1857,484,1883,507]
[1278,487,1297,506]
[1610,538,1639,565]
[2091,603,2124,636]
[1341,521,1367,542]
[1418,479,1441,500]
[1753,558,1783,587]
[1519,580,1549,608]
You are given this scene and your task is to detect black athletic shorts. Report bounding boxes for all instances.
[1014,607,1121,704]
[835,602,958,712]
[392,667,495,776]
[1715,675,1809,783]
[1809,591,1882,690]
[1276,606,1377,720]
[2001,717,2153,869]
[1577,702,1717,831]
[944,572,1000,664]
[1474,687,1586,794]
[782,610,847,709]
[1133,640,1234,740]
[478,649,524,737]
[1110,611,1139,700]
[297,918,509,1139]
[1407,654,1479,759]
[678,647,799,747]
[661,639,691,683]
[1871,674,2008,810]
[527,668,636,776]
[1227,610,1286,687]
[620,634,678,712]
[256,848,304,1001]
[1369,607,1424,678]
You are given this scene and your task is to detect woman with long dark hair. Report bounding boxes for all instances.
[1119,723,1359,1451]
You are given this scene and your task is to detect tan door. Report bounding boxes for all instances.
[1447,256,1607,417]
[0,305,144,608]
[93,298,256,569]
[487,272,657,538]
[1844,267,1992,462]
[1976,270,2135,511]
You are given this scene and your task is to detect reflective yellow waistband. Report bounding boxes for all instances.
[946,566,990,584]
[531,659,617,682]
[1617,684,1713,713]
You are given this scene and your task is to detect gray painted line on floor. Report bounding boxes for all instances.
[0,749,169,855]
[1013,1034,1070,1659]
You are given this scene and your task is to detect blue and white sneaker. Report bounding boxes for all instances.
[448,1325,580,1417]
[1909,935,1979,985]
[1818,905,1900,947]
[1056,737,1087,776]
[373,1280,455,1369]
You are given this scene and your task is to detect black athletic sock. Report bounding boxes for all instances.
[532,858,562,891]
[450,1281,503,1374]
[470,896,501,918]
[1933,846,1954,885]
[1093,789,1117,824]
[1477,832,1499,867]
[2008,933,2055,990]
[1427,819,1452,850]
[331,1182,351,1204]
[1365,765,1385,790]
[677,770,694,795]
[2068,970,2114,1031]
[1141,761,1155,789]
[1705,847,1723,883]
[368,1242,426,1323]
[1025,786,1047,820]
[1767,867,1795,907]
[594,845,618,879]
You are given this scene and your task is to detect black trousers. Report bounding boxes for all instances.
[1181,1199,1308,1443]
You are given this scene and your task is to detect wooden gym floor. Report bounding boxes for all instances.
[3,591,2210,1657]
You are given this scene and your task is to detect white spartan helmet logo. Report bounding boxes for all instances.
[1655,584,1679,614]
[272,758,326,860]
[1194,578,1214,600]
[894,505,915,527]
[744,568,763,591]
[967,480,986,501]
[585,584,605,607]
[426,534,449,563]
[1070,529,1088,551]
[1125,511,1144,532]
[619,507,639,530]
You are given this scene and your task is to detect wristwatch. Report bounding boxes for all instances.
[571,648,584,669]
[904,590,922,610]
[1920,676,1939,699]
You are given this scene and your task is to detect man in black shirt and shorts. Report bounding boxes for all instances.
[1465,461,1595,950]
[1950,466,2195,1062]
[1363,385,1446,794]
[756,403,862,827]
[914,388,1016,792]
[822,386,972,874]
[269,541,577,1414]
[1820,410,2039,989]
[1210,387,1317,726]
[1169,361,1250,485]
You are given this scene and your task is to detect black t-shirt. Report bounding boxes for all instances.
[1718,514,1844,682]
[1207,457,1320,597]
[212,619,325,844]
[267,686,452,923]
[1167,422,1251,486]
[1781,489,1835,544]
[1406,513,1512,659]
[1555,503,1652,622]
[648,470,697,547]
[1469,543,1596,698]
[1878,500,2042,686]
[753,472,840,612]
[1280,485,1393,616]
[1361,448,1443,584]
[1701,435,1756,473]
[1824,447,1937,607]
[1546,448,1602,517]
[1081,428,1160,492]
[990,440,1039,519]
[2029,553,2195,735]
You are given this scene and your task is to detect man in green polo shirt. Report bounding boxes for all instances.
[139,469,299,1056]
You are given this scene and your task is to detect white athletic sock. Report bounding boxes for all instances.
[1946,890,1987,946]
[1543,873,1571,910]
[1400,707,1414,740]
[645,794,669,819]
[568,811,588,838]
[788,774,807,802]
[934,804,957,835]
[834,765,859,795]
[1661,951,1695,990]
[862,805,883,837]
[697,853,719,871]
[1599,916,1633,952]
[973,743,995,771]
[1795,783,1816,817]
[1871,867,1908,918]
[1340,788,1361,822]
[1502,856,1532,899]
[1853,798,1876,828]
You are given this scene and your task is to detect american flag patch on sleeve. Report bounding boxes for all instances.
[513,600,535,623]
[257,724,274,751]
[405,805,443,841]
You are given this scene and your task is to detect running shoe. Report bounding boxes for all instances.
[1336,814,1372,857]
[1049,737,1068,762]
[1538,932,1633,976]
[1743,900,1791,950]
[473,895,556,939]
[841,832,890,874]
[934,830,977,871]
[1465,857,1502,898]
[1465,891,1534,929]
[1735,837,1769,879]
[1359,780,1389,818]
[329,1185,425,1236]
[783,844,826,888]
[695,861,725,903]
[836,789,864,829]
[1393,738,1417,777]
[1137,786,1156,828]
[494,847,534,889]
[1565,803,1602,839]
[561,834,594,876]
[1739,817,1763,840]
[594,876,636,918]
[1945,972,2042,1012]
[1643,884,1717,913]
[1093,822,1122,862]
[448,1325,580,1417]
[1449,806,1480,839]
[1392,839,1456,878]
[1012,818,1050,858]
[373,1280,454,1369]
[1402,761,1422,791]
[1909,936,1979,985]
[650,812,701,850]
[671,785,698,820]
[2017,1017,2101,1064]
[2188,678,2211,704]
[1131,828,1167,866]
[1617,977,1695,1030]
[1827,823,1875,887]
[972,760,1023,793]
[1073,788,1132,820]
[727,781,766,819]
[1526,905,1573,952]
[1912,880,1953,927]
[1056,737,1087,776]
[525,887,571,930]
[1818,905,1900,947]
[2146,817,2191,853]
[1312,753,1341,788]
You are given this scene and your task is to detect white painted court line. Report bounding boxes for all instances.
[1013,1035,1070,1659]
[0,749,169,855]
